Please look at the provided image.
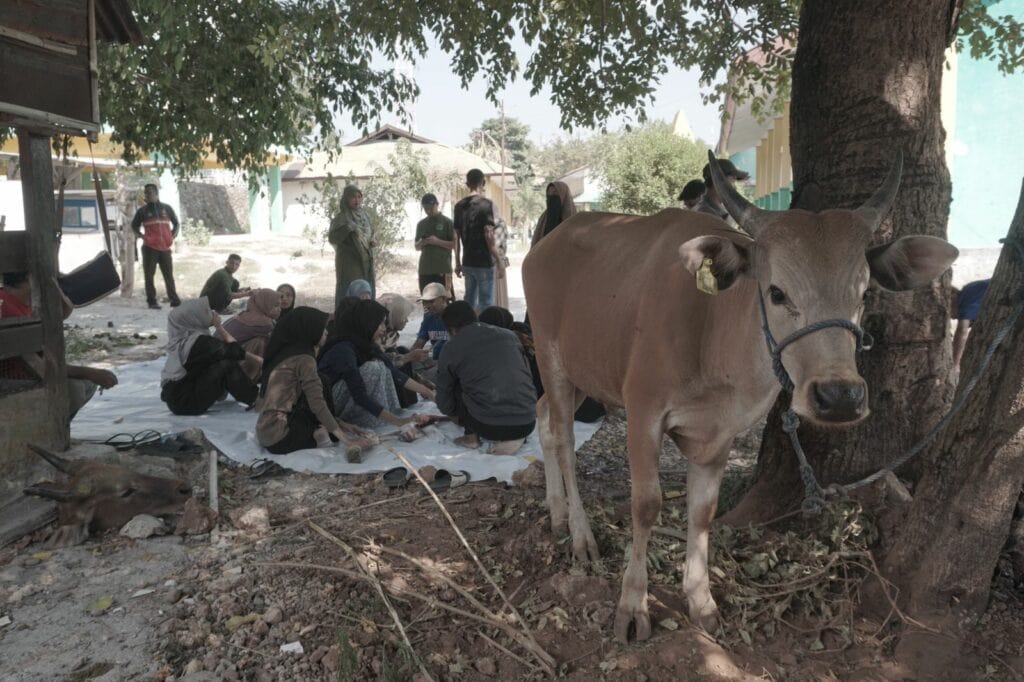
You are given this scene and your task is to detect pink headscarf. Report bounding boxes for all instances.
[223,288,279,342]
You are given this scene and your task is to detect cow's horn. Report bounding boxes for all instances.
[855,152,903,231]
[27,443,73,474]
[24,484,88,502]
[706,151,766,236]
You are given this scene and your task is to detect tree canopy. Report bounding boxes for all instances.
[96,1,1022,181]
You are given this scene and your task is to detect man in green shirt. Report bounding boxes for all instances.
[414,193,455,293]
[199,253,251,313]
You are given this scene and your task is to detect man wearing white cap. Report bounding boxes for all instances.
[412,282,451,363]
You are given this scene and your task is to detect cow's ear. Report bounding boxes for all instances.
[679,236,751,291]
[866,236,958,291]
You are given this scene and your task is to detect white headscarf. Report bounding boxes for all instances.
[161,298,213,385]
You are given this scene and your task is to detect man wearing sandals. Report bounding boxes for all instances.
[434,301,536,455]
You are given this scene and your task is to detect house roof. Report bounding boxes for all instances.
[281,140,515,183]
[346,124,436,146]
[96,0,144,45]
[717,38,793,156]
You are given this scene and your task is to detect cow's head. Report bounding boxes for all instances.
[681,152,958,426]
[23,444,192,533]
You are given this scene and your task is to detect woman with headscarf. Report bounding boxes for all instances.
[328,185,376,306]
[223,288,282,381]
[318,299,435,428]
[276,283,296,319]
[256,307,375,457]
[530,181,577,248]
[378,292,431,405]
[160,297,259,415]
[346,279,373,300]
[492,218,511,308]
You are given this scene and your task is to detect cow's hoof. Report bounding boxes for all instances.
[614,604,651,643]
[690,605,720,634]
[571,526,600,563]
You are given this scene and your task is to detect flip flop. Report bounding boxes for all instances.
[424,469,470,495]
[249,458,290,479]
[383,467,410,489]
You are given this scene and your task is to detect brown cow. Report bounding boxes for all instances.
[522,152,957,641]
[23,443,192,544]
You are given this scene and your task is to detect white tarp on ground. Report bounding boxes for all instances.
[70,360,601,483]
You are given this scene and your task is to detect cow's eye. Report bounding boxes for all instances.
[768,286,787,305]
[120,488,135,498]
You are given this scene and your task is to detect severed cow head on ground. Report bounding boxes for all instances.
[23,444,192,544]
[522,152,957,642]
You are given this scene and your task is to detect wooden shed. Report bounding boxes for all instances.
[0,0,142,493]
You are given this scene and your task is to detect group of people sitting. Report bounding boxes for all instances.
[157,277,555,459]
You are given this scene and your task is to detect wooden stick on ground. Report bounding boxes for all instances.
[386,447,555,675]
[306,522,434,682]
[259,561,548,650]
[372,542,552,671]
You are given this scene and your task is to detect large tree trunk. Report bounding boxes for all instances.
[883,183,1024,621]
[726,0,957,523]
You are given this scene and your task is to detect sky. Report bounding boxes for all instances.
[339,44,724,150]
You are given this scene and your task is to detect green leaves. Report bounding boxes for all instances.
[600,122,708,215]
[94,0,1022,183]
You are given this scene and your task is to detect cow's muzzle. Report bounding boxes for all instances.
[810,380,866,423]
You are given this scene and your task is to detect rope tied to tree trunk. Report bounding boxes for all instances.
[781,408,827,514]
[759,238,1024,514]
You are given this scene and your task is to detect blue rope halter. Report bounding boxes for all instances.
[756,289,874,512]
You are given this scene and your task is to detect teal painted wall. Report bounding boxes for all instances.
[948,0,1024,248]
[729,149,757,181]
[268,166,283,233]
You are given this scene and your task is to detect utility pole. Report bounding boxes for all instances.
[499,100,508,225]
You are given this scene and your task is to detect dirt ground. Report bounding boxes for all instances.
[1,237,1019,681]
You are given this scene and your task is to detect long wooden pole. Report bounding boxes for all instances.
[17,128,69,448]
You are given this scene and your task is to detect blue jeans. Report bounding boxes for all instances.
[462,266,495,311]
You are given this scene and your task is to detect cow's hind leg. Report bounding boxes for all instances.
[537,393,568,534]
[614,415,663,642]
[672,434,731,632]
[542,376,599,562]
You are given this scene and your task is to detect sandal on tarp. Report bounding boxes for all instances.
[382,467,410,489]
[249,458,291,479]
[424,469,470,495]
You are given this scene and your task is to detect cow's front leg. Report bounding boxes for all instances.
[614,418,662,642]
[681,444,729,632]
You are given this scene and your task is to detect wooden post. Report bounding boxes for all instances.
[116,167,136,296]
[17,128,69,448]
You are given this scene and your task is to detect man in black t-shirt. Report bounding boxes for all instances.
[453,169,505,312]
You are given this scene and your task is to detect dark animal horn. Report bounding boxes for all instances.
[855,152,903,232]
[24,483,88,502]
[706,151,767,237]
[27,443,73,474]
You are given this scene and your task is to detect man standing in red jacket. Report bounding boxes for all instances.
[131,183,182,309]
